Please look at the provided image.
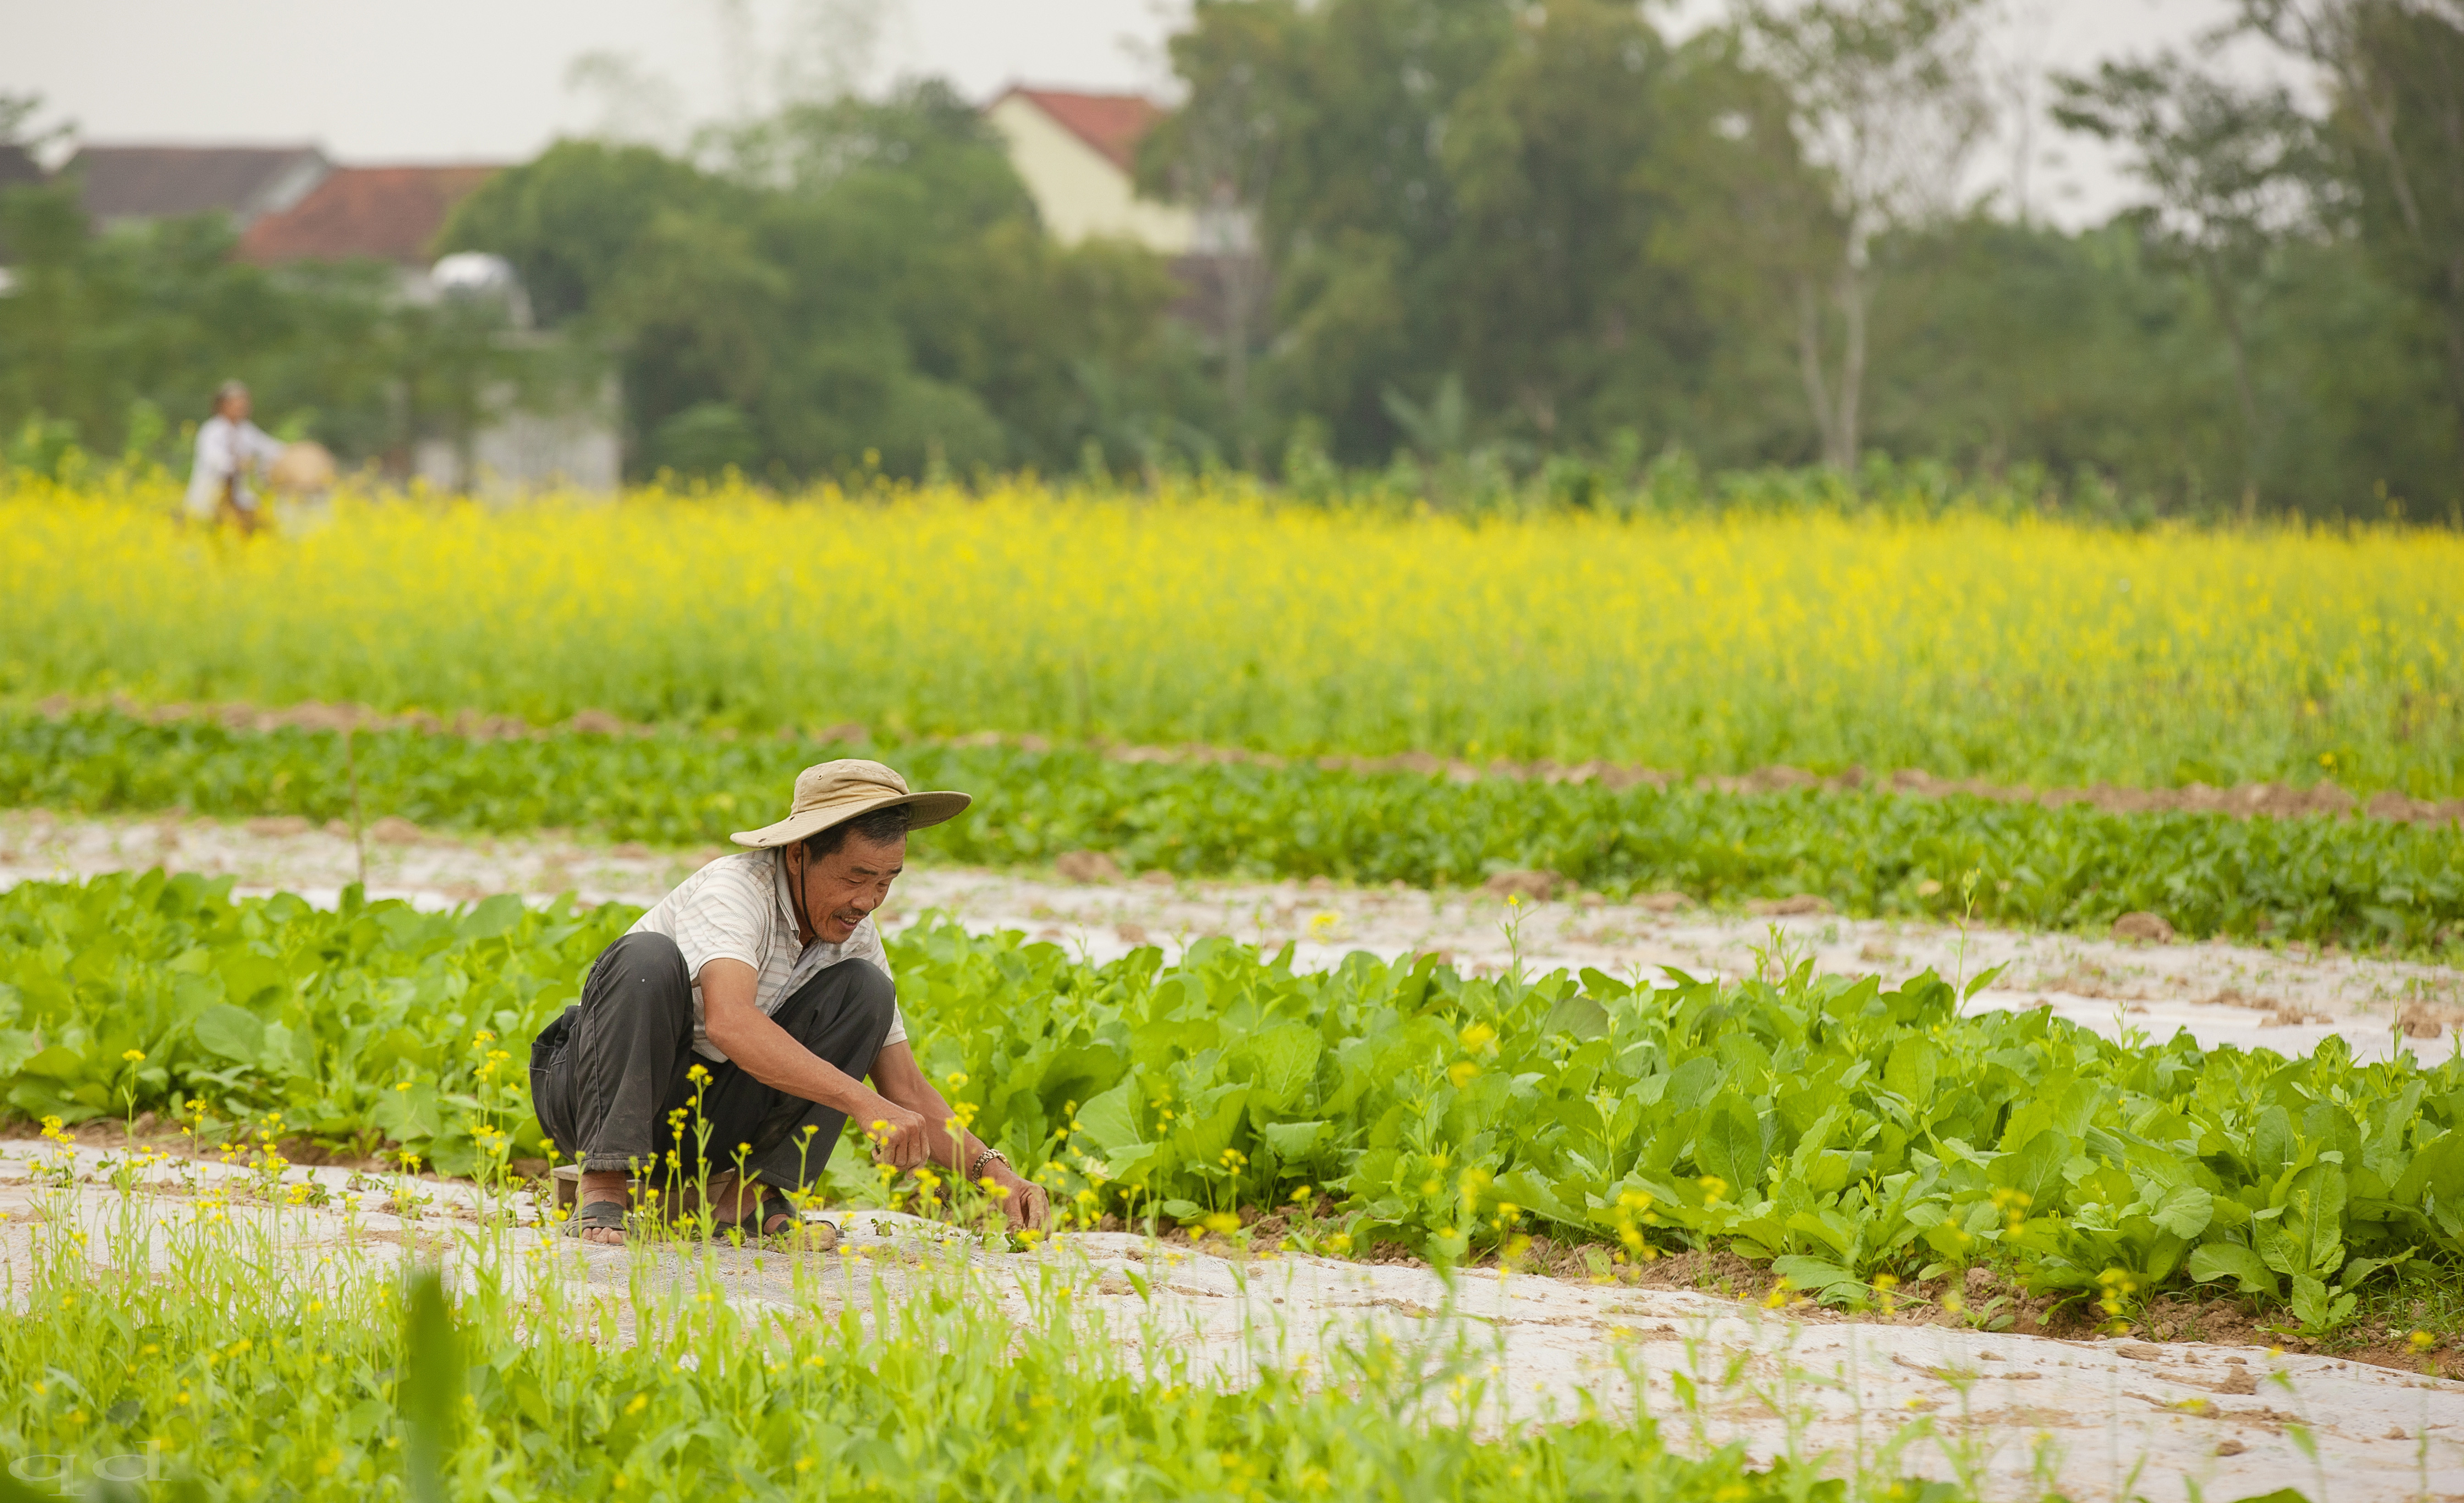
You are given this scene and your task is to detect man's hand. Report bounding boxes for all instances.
[864,1101,932,1169]
[989,1168,1050,1232]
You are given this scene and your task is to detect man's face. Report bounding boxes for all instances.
[219,393,252,423]
[792,832,905,943]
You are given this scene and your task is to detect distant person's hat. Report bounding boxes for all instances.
[729,758,971,848]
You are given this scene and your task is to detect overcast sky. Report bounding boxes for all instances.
[7,0,2294,228]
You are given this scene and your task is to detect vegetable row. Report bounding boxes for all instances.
[5,871,2451,1332]
[8,708,2462,950]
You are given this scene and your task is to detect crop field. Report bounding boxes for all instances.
[6,479,2464,1500]
[9,707,2464,952]
[6,869,2456,1317]
[4,479,2462,794]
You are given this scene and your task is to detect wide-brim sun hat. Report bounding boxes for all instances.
[729,758,972,848]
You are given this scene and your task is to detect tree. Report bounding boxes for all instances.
[437,84,1191,480]
[2053,55,2324,496]
[1734,0,1994,468]
[2242,0,2464,469]
[1142,0,1298,433]
[1149,0,1709,465]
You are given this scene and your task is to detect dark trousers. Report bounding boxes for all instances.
[529,931,896,1189]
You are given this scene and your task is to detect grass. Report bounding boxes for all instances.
[0,1146,1908,1503]
[2,480,2460,793]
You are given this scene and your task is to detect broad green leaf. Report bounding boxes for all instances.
[1072,1080,1146,1154]
[2144,1184,2215,1240]
[1769,1255,1860,1300]
[193,1004,267,1065]
[1232,1023,1321,1111]
[1257,1119,1327,1159]
[2187,1242,2278,1296]
[1884,1038,1938,1106]
[1541,992,1610,1041]
[460,893,527,939]
[1664,1055,1724,1117]
[1695,1091,1766,1199]
[1987,1130,2071,1215]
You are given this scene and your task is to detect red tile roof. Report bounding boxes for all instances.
[236,164,500,266]
[1000,89,1166,173]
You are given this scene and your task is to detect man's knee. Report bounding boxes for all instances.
[588,932,692,1014]
[839,960,897,1037]
[777,960,896,1050]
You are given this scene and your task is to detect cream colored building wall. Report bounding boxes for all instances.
[987,95,1195,253]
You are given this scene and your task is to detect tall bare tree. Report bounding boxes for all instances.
[2053,55,2323,497]
[1143,0,1296,432]
[1734,0,1994,469]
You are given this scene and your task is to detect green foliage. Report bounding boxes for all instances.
[860,920,2464,1316]
[0,869,632,1172]
[0,182,412,468]
[4,872,2452,1327]
[436,87,1203,479]
[8,709,2463,951]
[1144,0,2460,513]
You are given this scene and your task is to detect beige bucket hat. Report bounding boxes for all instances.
[729,759,972,848]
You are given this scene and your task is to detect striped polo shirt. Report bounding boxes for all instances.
[626,850,907,1063]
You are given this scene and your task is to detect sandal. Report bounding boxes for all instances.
[560,1196,630,1240]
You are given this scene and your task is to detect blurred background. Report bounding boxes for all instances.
[2,0,2456,521]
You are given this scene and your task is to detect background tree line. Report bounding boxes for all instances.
[1,0,2459,519]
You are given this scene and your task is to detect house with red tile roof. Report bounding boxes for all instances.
[236,164,499,269]
[984,88,1196,252]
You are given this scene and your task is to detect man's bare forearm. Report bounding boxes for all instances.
[879,1079,986,1173]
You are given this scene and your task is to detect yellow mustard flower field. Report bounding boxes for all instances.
[4,477,2459,795]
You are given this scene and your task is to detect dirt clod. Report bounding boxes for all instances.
[2398,1000,2457,1039]
[2112,911,2177,944]
[367,816,425,845]
[1483,870,1563,903]
[1054,850,1122,884]
[1748,894,1832,916]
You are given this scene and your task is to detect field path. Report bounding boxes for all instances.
[4,811,2456,1065]
[3,1140,2455,1502]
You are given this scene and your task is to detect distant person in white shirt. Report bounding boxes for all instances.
[183,380,286,534]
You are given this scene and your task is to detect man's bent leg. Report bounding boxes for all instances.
[560,932,699,1174]
[691,960,896,1195]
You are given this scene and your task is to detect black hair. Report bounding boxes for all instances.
[802,804,913,860]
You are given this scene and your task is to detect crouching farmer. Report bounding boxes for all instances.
[528,759,1048,1243]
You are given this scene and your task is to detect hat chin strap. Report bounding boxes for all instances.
[785,846,817,945]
